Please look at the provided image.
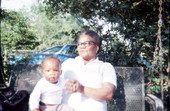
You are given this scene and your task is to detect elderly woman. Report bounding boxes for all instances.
[62,30,117,111]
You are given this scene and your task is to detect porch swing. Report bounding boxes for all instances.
[0,0,165,111]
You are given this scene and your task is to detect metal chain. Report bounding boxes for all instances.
[152,0,163,68]
[152,0,164,101]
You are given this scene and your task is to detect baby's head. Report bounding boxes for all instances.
[41,56,62,83]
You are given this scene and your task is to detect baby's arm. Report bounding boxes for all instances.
[29,81,42,111]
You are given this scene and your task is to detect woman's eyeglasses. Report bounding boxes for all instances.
[77,41,96,47]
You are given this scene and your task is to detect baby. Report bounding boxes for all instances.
[29,56,74,111]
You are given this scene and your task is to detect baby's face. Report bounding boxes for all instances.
[42,59,61,83]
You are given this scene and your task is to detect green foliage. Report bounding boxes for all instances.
[44,0,169,65]
[21,3,83,51]
[1,9,39,52]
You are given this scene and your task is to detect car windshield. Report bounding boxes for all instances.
[41,46,63,53]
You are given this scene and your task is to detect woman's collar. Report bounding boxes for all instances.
[75,56,99,64]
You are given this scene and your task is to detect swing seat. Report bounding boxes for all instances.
[1,64,164,111]
[108,67,164,111]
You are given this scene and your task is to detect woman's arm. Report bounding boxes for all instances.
[65,79,116,100]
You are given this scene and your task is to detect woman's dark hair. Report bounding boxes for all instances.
[77,30,102,48]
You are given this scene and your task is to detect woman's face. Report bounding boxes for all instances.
[77,34,99,62]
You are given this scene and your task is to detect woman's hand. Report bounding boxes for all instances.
[64,79,84,94]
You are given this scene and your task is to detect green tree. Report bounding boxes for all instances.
[21,3,83,51]
[44,0,169,66]
[1,9,39,52]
